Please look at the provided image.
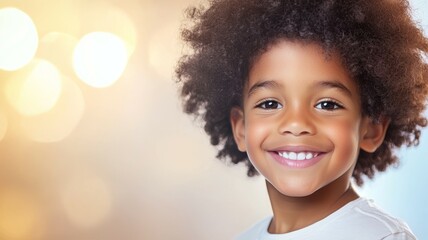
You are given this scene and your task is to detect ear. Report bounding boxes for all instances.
[230,107,247,152]
[360,116,390,153]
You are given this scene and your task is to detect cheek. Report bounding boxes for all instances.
[243,118,275,178]
[323,118,361,157]
[244,117,274,171]
[245,117,272,146]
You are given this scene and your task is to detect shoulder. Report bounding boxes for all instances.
[233,198,416,240]
[335,198,416,240]
[234,216,271,240]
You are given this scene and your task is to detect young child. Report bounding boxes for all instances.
[176,0,428,239]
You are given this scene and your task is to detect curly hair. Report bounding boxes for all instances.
[176,0,428,185]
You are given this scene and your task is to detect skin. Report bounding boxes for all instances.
[230,40,389,234]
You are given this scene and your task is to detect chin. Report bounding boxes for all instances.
[271,179,321,198]
[278,188,317,198]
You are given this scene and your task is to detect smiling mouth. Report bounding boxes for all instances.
[276,151,322,161]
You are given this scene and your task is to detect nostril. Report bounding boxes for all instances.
[279,117,315,136]
[282,129,312,136]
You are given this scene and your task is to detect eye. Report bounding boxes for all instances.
[315,100,343,110]
[256,100,283,109]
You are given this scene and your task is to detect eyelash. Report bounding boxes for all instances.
[255,99,344,111]
[315,99,344,111]
[255,99,283,109]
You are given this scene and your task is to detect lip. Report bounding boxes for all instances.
[271,145,325,153]
[268,148,327,169]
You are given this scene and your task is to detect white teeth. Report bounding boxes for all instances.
[305,153,313,160]
[278,151,319,161]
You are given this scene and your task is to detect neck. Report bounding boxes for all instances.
[266,173,358,234]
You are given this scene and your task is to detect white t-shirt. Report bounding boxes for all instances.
[235,198,416,240]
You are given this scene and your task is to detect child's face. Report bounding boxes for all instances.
[231,40,382,197]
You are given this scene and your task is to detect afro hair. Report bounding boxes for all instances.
[176,0,428,185]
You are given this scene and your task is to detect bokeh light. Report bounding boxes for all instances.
[5,59,62,116]
[0,189,44,240]
[73,32,128,88]
[106,8,137,56]
[20,75,85,143]
[0,7,38,71]
[61,170,112,228]
[78,2,138,56]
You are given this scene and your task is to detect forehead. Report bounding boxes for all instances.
[246,40,358,97]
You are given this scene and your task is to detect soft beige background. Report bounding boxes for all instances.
[0,0,426,239]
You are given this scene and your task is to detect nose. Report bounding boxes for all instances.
[278,104,315,136]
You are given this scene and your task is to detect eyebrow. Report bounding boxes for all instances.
[246,79,353,98]
[247,80,280,97]
[316,80,353,98]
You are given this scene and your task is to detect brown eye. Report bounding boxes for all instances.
[256,100,282,109]
[315,100,343,110]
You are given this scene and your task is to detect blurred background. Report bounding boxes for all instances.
[0,0,426,239]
